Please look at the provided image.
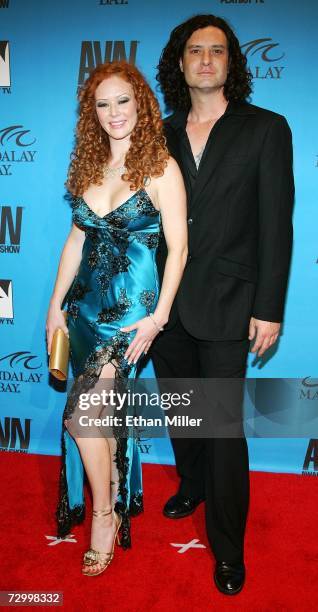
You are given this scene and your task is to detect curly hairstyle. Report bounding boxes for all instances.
[157,14,252,112]
[66,61,169,196]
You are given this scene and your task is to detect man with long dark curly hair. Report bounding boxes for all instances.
[151,14,294,595]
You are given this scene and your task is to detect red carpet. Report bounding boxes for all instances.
[1,452,318,611]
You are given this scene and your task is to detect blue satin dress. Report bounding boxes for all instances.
[56,188,161,548]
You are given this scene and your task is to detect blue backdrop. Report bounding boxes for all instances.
[1,0,317,475]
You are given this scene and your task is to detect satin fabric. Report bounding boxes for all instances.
[56,188,161,547]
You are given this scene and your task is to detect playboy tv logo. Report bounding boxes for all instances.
[0,279,13,319]
[0,206,23,253]
[220,0,264,3]
[78,40,139,85]
[220,0,264,4]
[241,38,285,79]
[99,0,128,4]
[0,41,10,87]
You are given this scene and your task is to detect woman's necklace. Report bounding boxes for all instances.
[104,165,126,179]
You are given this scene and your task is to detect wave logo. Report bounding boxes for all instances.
[0,351,42,370]
[0,41,10,87]
[241,38,285,80]
[0,125,36,148]
[241,38,285,62]
[301,377,318,388]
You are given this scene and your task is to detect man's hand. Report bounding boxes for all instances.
[249,317,281,357]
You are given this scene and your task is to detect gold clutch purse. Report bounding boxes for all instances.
[49,311,69,381]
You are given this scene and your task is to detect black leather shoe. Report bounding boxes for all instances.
[214,561,245,595]
[163,493,204,519]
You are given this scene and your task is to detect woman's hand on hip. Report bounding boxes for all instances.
[120,316,162,364]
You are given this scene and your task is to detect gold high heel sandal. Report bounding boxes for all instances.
[82,508,122,577]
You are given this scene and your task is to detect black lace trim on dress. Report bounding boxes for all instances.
[55,425,85,539]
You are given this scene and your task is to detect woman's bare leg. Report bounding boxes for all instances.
[65,361,119,574]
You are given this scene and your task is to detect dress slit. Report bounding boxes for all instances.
[56,331,143,548]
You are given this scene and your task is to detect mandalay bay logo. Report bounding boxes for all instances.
[0,125,37,176]
[299,377,318,400]
[0,351,43,393]
[137,436,152,455]
[241,37,285,80]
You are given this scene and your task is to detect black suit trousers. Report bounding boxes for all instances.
[151,316,250,564]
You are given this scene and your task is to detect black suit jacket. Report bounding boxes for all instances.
[156,101,294,340]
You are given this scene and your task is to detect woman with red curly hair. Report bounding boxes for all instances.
[46,61,187,576]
